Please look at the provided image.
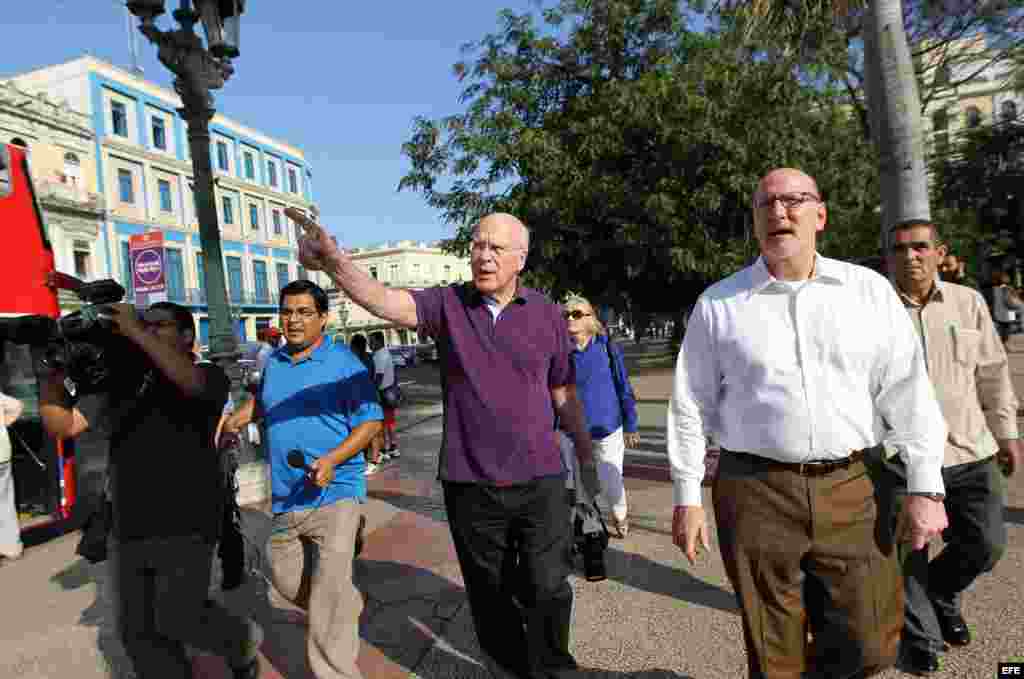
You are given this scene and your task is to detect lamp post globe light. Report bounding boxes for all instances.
[126,0,246,390]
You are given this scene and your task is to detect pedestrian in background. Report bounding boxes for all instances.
[0,388,25,562]
[222,280,382,679]
[288,207,597,679]
[564,294,640,538]
[669,168,947,679]
[349,333,385,474]
[991,271,1023,343]
[886,219,1020,675]
[370,331,400,460]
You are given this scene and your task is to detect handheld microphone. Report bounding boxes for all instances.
[287,450,312,474]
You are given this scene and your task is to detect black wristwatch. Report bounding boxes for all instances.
[908,492,945,502]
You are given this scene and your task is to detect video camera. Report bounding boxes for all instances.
[0,279,130,395]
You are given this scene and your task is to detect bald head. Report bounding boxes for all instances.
[474,212,530,251]
[754,168,821,206]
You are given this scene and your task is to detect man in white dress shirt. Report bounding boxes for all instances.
[667,168,949,679]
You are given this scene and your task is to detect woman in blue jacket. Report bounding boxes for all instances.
[564,295,640,538]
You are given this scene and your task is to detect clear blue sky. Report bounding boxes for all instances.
[3,1,544,247]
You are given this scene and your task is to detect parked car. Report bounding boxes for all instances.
[388,345,417,368]
[415,342,439,362]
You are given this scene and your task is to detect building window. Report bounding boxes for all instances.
[226,256,243,303]
[390,264,399,281]
[244,152,255,180]
[253,261,270,303]
[73,240,91,280]
[412,263,421,280]
[443,264,451,283]
[272,209,283,235]
[249,204,260,231]
[276,262,290,292]
[267,160,278,188]
[63,152,81,186]
[965,106,983,128]
[152,116,166,150]
[158,179,173,212]
[195,253,206,298]
[369,265,378,280]
[222,195,234,225]
[288,167,298,193]
[166,248,185,302]
[1002,100,1018,123]
[111,101,128,137]
[216,141,230,171]
[118,168,134,204]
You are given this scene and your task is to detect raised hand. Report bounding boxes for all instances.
[286,207,341,272]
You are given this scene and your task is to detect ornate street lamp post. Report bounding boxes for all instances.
[126,0,245,388]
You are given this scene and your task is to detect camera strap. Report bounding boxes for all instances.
[9,427,46,469]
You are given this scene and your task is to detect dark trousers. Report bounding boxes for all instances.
[112,534,254,679]
[712,450,902,679]
[442,476,576,678]
[877,455,1007,653]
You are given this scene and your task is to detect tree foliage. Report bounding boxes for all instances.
[931,118,1024,264]
[399,0,879,311]
[716,0,1024,141]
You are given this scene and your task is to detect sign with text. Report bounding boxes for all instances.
[129,231,166,304]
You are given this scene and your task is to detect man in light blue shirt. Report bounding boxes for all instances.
[223,280,381,679]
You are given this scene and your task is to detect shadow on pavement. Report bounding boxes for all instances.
[601,547,737,614]
[235,509,498,678]
[572,671,693,679]
[50,554,136,678]
[1005,505,1024,525]
[366,487,448,522]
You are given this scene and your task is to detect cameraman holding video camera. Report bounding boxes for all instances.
[38,301,263,679]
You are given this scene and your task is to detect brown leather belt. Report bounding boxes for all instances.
[724,449,866,477]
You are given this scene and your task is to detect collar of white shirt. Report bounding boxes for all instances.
[747,254,846,299]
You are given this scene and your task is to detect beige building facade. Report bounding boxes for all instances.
[329,240,471,346]
[922,36,1021,156]
[0,81,106,313]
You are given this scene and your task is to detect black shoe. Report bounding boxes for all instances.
[897,647,940,676]
[936,611,971,646]
[231,657,260,679]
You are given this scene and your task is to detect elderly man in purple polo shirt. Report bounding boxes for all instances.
[287,208,596,679]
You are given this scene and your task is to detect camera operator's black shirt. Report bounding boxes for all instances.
[105,351,229,543]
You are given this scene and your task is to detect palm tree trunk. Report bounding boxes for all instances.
[862,0,930,249]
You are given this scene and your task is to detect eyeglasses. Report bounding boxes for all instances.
[279,308,320,321]
[470,240,521,258]
[564,310,592,321]
[754,192,821,211]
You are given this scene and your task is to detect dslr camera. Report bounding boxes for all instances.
[0,279,130,395]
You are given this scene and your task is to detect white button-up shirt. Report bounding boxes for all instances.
[667,255,946,506]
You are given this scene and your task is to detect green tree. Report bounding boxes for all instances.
[719,0,1024,254]
[399,0,879,312]
[932,117,1024,273]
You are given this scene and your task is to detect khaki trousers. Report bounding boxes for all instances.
[712,451,902,679]
[267,498,364,679]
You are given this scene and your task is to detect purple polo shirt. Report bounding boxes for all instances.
[410,283,575,484]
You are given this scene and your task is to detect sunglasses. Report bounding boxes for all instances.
[564,310,591,320]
